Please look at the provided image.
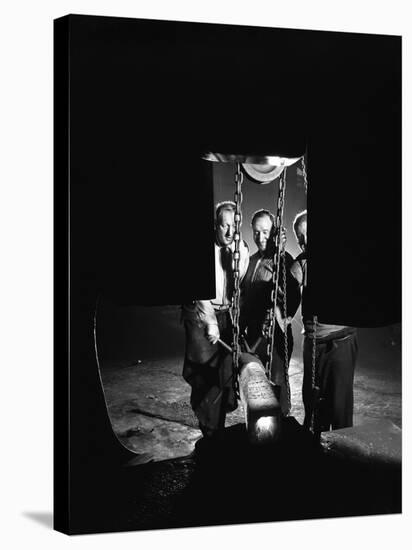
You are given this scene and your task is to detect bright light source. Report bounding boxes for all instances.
[255,416,276,432]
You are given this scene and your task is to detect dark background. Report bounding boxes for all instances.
[54,14,401,534]
[65,14,401,322]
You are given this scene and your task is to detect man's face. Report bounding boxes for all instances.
[296,220,307,252]
[216,209,235,247]
[252,215,273,254]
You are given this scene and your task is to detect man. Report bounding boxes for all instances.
[182,201,249,438]
[290,210,358,433]
[240,209,301,415]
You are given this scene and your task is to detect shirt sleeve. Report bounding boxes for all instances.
[181,301,218,327]
[196,300,219,327]
[239,240,250,281]
[290,258,304,286]
[285,255,302,318]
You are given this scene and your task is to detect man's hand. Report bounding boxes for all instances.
[206,324,220,344]
[261,310,272,339]
[275,306,292,333]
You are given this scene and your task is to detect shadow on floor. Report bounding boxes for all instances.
[66,418,401,534]
[23,511,53,530]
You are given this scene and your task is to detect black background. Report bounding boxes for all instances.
[54,14,401,533]
[66,14,401,321]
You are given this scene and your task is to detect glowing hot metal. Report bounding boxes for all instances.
[238,353,282,445]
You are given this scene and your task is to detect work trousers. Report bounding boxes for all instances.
[303,332,358,432]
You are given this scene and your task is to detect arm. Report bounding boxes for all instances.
[196,300,220,344]
[239,240,251,334]
[273,253,302,332]
[290,258,304,286]
[285,255,302,318]
[239,239,250,282]
[181,301,220,344]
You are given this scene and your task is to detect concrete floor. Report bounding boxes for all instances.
[97,305,401,464]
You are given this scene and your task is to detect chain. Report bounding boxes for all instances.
[310,315,318,433]
[281,247,291,414]
[300,158,318,433]
[301,153,308,192]
[231,162,243,399]
[265,165,287,378]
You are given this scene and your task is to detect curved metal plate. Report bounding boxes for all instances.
[201,151,302,166]
[242,163,285,183]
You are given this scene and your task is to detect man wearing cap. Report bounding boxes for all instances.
[182,201,249,439]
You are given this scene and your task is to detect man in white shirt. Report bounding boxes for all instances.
[182,201,249,439]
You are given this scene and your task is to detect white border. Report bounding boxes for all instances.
[0,1,410,549]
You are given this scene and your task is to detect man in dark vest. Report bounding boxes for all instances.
[240,209,301,415]
[290,210,358,432]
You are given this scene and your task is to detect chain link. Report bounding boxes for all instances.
[281,247,291,414]
[301,153,308,192]
[231,162,243,399]
[310,315,318,433]
[265,166,287,378]
[302,155,318,434]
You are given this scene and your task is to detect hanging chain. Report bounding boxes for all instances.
[231,162,243,399]
[301,153,308,192]
[265,165,287,378]
[281,247,291,414]
[310,315,318,433]
[302,153,318,432]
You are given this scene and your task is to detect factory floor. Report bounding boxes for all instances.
[69,306,402,534]
[97,306,401,463]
